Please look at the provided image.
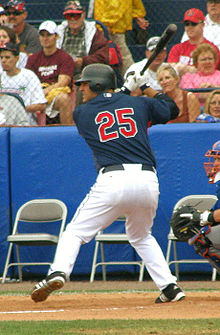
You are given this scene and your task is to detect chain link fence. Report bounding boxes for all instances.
[0,0,219,126]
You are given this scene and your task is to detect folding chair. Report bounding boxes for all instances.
[1,199,67,283]
[166,194,218,281]
[90,217,145,282]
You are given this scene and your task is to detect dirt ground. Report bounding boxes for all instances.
[0,280,219,321]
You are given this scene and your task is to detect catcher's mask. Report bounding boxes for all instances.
[204,140,220,183]
[75,64,117,93]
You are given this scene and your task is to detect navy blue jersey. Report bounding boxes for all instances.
[74,92,176,172]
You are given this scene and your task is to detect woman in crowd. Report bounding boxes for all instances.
[157,63,200,123]
[196,89,220,122]
[180,44,220,109]
[0,25,27,73]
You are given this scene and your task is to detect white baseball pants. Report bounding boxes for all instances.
[49,164,177,290]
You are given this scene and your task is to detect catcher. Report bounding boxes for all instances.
[171,140,220,274]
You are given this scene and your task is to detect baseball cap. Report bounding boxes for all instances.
[39,20,58,35]
[4,0,26,11]
[183,8,205,23]
[0,5,6,15]
[146,36,166,51]
[63,1,84,15]
[0,42,19,55]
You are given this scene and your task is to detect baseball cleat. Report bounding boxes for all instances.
[31,271,66,302]
[155,283,185,303]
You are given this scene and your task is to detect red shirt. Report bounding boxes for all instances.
[167,38,220,69]
[26,48,74,87]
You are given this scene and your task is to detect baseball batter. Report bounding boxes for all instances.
[31,63,185,304]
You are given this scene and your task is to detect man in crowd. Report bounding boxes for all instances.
[0,42,46,125]
[26,20,75,125]
[57,0,109,105]
[181,0,220,51]
[168,8,220,76]
[3,0,41,54]
[124,36,167,96]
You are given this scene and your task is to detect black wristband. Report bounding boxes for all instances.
[140,84,150,92]
[120,86,131,95]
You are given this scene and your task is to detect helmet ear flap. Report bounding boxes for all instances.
[90,83,103,92]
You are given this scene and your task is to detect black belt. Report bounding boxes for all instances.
[102,164,155,174]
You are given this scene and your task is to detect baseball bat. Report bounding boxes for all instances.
[140,23,177,75]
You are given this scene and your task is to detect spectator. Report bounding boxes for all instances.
[168,8,220,76]
[26,20,75,125]
[0,92,29,125]
[0,25,27,73]
[3,0,41,55]
[157,64,200,123]
[181,0,220,51]
[57,0,109,106]
[124,36,167,96]
[90,0,148,77]
[180,43,220,108]
[196,89,220,122]
[0,42,46,125]
[0,3,8,25]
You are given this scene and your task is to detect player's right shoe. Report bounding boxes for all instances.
[155,283,185,303]
[31,271,66,303]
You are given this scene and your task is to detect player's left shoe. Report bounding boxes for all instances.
[31,271,66,302]
[155,283,185,303]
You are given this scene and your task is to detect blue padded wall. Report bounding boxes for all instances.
[9,126,97,276]
[0,128,10,274]
[2,123,219,278]
[149,123,219,274]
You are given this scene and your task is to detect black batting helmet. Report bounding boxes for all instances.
[75,63,117,93]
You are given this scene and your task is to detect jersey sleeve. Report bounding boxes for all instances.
[147,94,179,124]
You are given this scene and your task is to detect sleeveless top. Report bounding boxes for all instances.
[168,90,189,123]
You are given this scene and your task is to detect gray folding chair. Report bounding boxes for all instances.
[166,194,218,281]
[1,199,67,283]
[90,217,145,282]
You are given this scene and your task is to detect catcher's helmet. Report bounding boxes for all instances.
[204,140,220,183]
[75,64,117,93]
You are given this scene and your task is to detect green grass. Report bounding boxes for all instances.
[0,319,219,335]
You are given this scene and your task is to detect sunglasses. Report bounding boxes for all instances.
[184,21,202,27]
[64,13,82,20]
[6,11,24,16]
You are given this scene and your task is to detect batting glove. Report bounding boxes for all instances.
[123,73,138,92]
[135,72,150,92]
